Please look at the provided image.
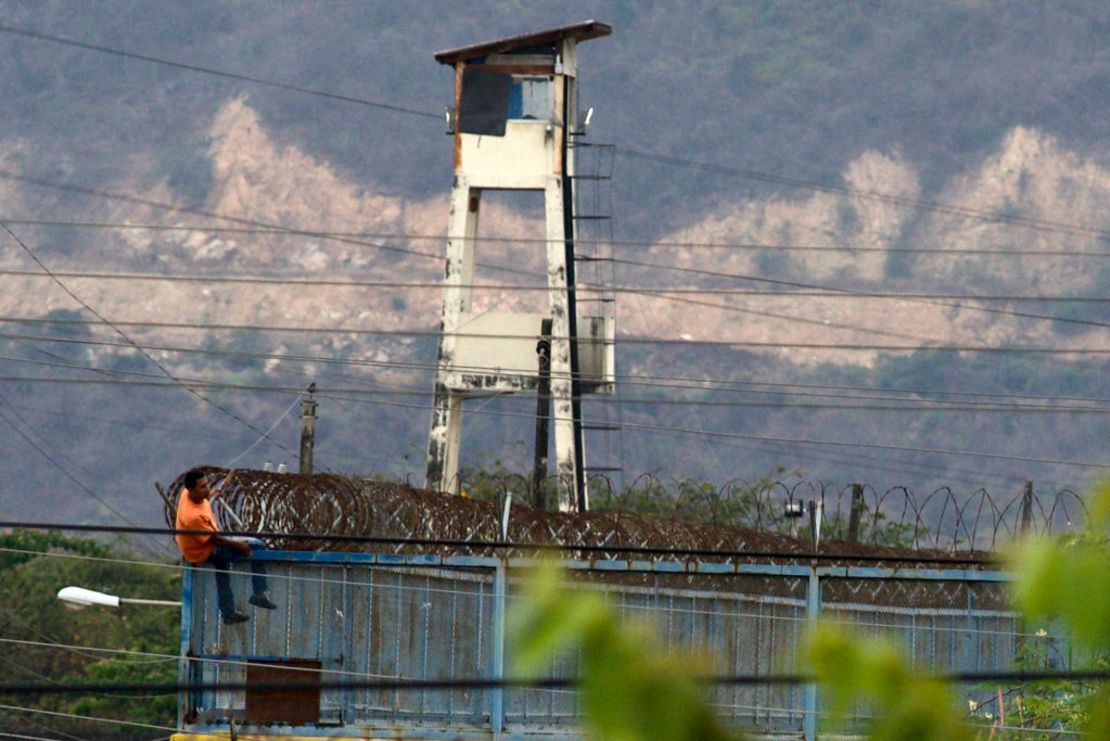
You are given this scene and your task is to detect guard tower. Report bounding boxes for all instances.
[426,21,615,512]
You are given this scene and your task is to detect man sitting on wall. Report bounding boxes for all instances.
[174,468,277,624]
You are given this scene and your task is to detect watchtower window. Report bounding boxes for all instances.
[458,68,512,136]
[508,77,553,120]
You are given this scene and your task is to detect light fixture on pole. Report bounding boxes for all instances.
[57,586,181,611]
[783,499,805,538]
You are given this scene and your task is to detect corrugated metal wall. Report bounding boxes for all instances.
[178,553,1051,740]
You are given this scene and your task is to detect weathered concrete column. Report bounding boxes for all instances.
[545,176,585,511]
[426,182,480,494]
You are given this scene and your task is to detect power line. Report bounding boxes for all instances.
[3,374,1108,416]
[8,330,1110,408]
[2,321,1107,356]
[0,703,176,734]
[301,392,1110,470]
[9,10,1110,246]
[0,396,168,558]
[616,147,1110,242]
[2,268,1107,302]
[7,263,1108,348]
[1,13,1104,241]
[0,368,1099,483]
[0,170,532,278]
[2,669,1109,696]
[643,283,1110,334]
[9,325,1104,408]
[0,520,997,564]
[6,218,1109,258]
[0,223,295,458]
[0,352,1091,488]
[0,23,440,120]
[3,326,1108,405]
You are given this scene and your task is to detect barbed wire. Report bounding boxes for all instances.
[160,468,1084,557]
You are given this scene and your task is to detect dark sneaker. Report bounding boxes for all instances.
[222,611,249,625]
[249,594,277,610]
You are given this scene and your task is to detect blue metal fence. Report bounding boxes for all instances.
[176,551,1043,740]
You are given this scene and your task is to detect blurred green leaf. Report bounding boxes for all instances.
[510,560,740,741]
[807,622,971,741]
[1009,480,1110,653]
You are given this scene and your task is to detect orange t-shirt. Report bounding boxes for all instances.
[175,489,219,564]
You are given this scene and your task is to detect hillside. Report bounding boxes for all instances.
[0,1,1106,529]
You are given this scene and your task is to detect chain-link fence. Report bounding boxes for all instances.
[179,551,1041,740]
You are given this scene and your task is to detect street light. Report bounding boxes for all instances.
[57,586,181,611]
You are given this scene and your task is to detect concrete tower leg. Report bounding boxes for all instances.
[426,181,481,494]
[544,177,582,511]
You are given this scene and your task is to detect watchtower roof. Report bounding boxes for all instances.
[434,20,612,65]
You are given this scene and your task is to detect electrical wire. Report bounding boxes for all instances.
[0,24,440,120]
[641,283,1110,336]
[10,332,1103,409]
[1,322,1107,358]
[1,18,1106,240]
[0,520,998,564]
[2,669,1110,696]
[1,268,1106,303]
[0,223,294,458]
[2,327,1105,483]
[1,338,1106,471]
[4,218,1110,258]
[3,373,1108,415]
[301,392,1110,470]
[615,147,1110,242]
[8,714,86,741]
[0,703,176,734]
[0,170,532,278]
[0,397,168,558]
[0,730,71,741]
[0,372,1104,469]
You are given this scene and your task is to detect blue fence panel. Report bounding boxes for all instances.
[179,552,1037,740]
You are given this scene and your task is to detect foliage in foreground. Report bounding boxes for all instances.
[511,560,739,741]
[511,479,1110,740]
[0,530,180,739]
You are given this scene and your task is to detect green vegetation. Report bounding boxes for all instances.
[512,560,739,741]
[511,479,1110,739]
[0,530,180,739]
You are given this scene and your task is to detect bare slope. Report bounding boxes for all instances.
[3,101,1107,374]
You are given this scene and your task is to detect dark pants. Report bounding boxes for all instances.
[203,537,269,619]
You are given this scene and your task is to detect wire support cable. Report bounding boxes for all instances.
[0,394,168,558]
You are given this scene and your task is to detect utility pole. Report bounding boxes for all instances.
[532,321,552,509]
[847,483,864,543]
[299,383,317,475]
[1020,480,1034,535]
